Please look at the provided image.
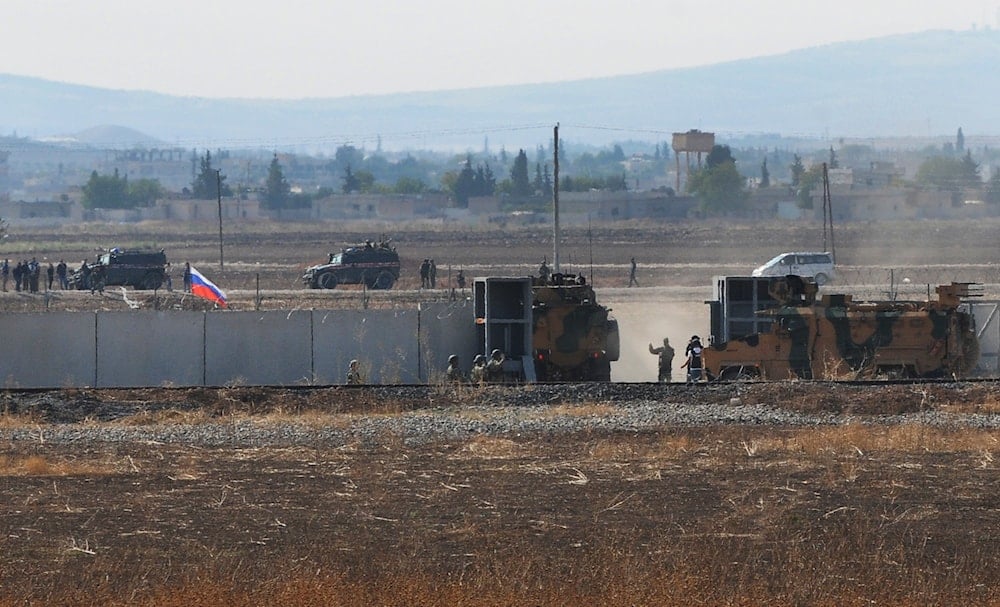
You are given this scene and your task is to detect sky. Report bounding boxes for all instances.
[1,0,997,99]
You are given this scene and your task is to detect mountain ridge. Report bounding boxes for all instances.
[0,29,996,150]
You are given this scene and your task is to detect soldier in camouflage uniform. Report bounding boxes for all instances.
[346,359,365,385]
[470,354,487,384]
[648,337,675,382]
[446,354,465,382]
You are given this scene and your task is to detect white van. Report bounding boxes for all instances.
[751,252,835,285]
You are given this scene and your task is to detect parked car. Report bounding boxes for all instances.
[751,251,835,285]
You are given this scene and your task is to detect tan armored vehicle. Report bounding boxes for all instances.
[703,276,980,380]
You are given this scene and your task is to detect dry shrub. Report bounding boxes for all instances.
[0,454,118,477]
[785,423,999,455]
[589,434,704,461]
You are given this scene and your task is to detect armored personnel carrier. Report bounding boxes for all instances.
[302,239,400,290]
[531,274,620,381]
[703,276,980,380]
[70,248,167,291]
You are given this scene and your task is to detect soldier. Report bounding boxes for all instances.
[183,262,192,293]
[419,259,430,288]
[56,260,68,289]
[445,354,464,382]
[456,269,466,290]
[46,263,54,291]
[648,337,675,382]
[13,261,22,291]
[429,259,437,288]
[346,359,365,385]
[538,259,550,284]
[1,259,8,292]
[470,354,487,383]
[628,257,639,287]
[485,349,506,383]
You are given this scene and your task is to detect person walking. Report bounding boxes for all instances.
[628,257,639,287]
[648,337,675,382]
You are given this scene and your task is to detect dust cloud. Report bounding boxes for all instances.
[606,299,707,382]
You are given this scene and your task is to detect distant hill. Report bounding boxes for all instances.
[1,29,998,150]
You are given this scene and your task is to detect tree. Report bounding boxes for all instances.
[510,149,531,197]
[760,158,770,188]
[790,155,805,186]
[393,176,427,194]
[687,146,746,213]
[915,154,980,192]
[342,165,361,194]
[192,150,231,198]
[262,154,291,209]
[127,178,164,207]
[82,169,128,209]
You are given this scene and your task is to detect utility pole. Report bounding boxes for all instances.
[552,123,560,273]
[216,169,224,271]
[821,163,836,263]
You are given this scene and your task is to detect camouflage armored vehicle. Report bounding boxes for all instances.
[703,275,980,380]
[531,274,620,381]
[70,248,167,291]
[303,239,400,290]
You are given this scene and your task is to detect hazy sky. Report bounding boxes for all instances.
[2,0,997,99]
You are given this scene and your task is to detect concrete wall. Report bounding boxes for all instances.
[0,305,481,388]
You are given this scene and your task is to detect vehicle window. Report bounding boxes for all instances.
[780,255,793,265]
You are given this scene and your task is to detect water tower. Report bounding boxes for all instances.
[671,129,715,191]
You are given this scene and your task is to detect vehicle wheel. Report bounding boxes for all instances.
[814,272,829,285]
[139,273,163,290]
[374,271,395,290]
[319,273,338,289]
[720,366,757,381]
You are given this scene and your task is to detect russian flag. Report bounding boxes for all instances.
[189,266,228,308]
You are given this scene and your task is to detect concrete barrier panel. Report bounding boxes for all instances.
[0,312,96,388]
[313,309,419,384]
[97,311,204,387]
[206,311,312,386]
[419,301,480,382]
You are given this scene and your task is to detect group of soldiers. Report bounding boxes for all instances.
[648,335,705,383]
[418,259,438,288]
[345,349,508,385]
[1,258,70,293]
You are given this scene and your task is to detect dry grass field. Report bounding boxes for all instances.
[1,219,999,605]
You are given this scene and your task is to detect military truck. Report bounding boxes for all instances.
[703,275,980,380]
[302,239,400,290]
[474,275,619,382]
[70,248,168,291]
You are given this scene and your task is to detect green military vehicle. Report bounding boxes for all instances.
[70,248,168,291]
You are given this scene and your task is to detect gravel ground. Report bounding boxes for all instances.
[2,382,998,448]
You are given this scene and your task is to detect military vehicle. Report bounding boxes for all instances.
[474,275,619,382]
[70,248,168,291]
[703,275,980,380]
[531,274,620,381]
[302,239,400,290]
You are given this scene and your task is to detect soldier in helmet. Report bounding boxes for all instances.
[446,354,465,382]
[485,349,506,383]
[648,337,675,382]
[682,336,704,383]
[470,354,487,384]
[346,359,365,385]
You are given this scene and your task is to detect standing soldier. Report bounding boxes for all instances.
[1,259,8,292]
[13,261,22,292]
[456,269,466,290]
[485,349,506,383]
[46,263,54,291]
[538,258,550,284]
[183,262,192,293]
[628,257,639,287]
[648,337,675,382]
[445,354,464,382]
[346,359,365,385]
[429,259,437,288]
[419,259,430,288]
[470,354,487,383]
[56,260,68,289]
